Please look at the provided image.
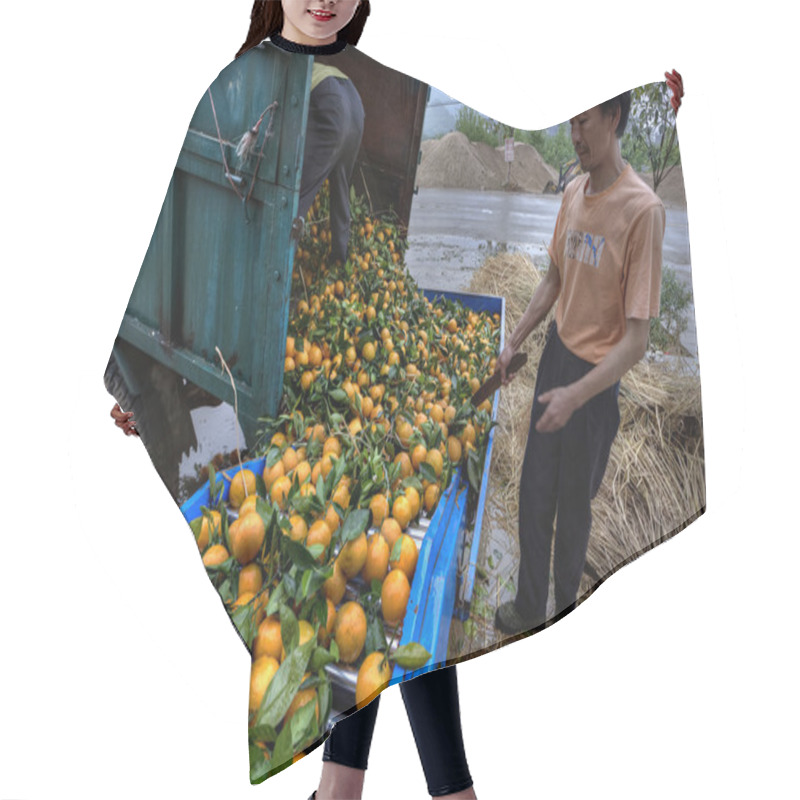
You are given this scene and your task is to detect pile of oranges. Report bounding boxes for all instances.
[190,181,500,780]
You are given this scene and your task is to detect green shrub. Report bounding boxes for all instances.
[649,265,693,354]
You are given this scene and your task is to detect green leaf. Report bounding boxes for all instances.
[467,454,480,493]
[256,497,274,531]
[290,695,318,750]
[365,613,386,655]
[208,464,217,501]
[266,580,285,617]
[317,676,332,730]
[249,746,272,784]
[332,453,347,487]
[218,578,233,604]
[264,446,282,470]
[316,473,327,506]
[339,508,370,544]
[231,602,257,649]
[390,642,432,670]
[281,535,321,571]
[418,462,437,483]
[256,636,316,728]
[249,723,279,744]
[269,715,294,775]
[280,605,299,658]
[389,537,403,563]
[330,389,348,405]
[310,645,337,671]
[188,516,203,541]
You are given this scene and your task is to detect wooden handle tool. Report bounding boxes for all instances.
[470,352,527,407]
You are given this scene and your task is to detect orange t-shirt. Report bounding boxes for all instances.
[547,163,665,364]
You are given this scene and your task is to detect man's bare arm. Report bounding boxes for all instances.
[570,317,650,408]
[534,317,650,433]
[497,260,561,383]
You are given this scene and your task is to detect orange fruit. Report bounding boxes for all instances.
[425,449,444,478]
[229,468,256,509]
[263,459,285,490]
[310,423,326,443]
[381,569,411,626]
[447,436,462,464]
[248,656,280,714]
[287,514,308,542]
[322,436,342,456]
[238,494,259,519]
[380,517,403,551]
[410,444,427,470]
[404,486,421,519]
[362,342,376,362]
[369,493,389,527]
[270,476,292,510]
[333,601,367,664]
[232,591,255,610]
[196,510,221,552]
[393,452,413,481]
[232,512,266,565]
[202,544,229,567]
[320,453,338,478]
[306,520,332,560]
[361,532,390,584]
[238,563,263,597]
[338,531,368,578]
[282,447,299,473]
[461,422,477,447]
[322,503,340,533]
[324,559,347,605]
[389,534,418,582]
[391,496,412,530]
[424,483,441,514]
[294,460,312,485]
[395,419,413,448]
[356,651,392,709]
[252,616,282,661]
[332,483,351,509]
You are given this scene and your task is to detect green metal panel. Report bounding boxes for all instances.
[119,43,312,445]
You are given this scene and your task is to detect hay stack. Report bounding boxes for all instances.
[466,251,705,638]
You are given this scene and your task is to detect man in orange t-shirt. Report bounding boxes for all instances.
[494,91,666,636]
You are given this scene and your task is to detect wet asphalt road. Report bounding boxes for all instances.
[405,186,697,358]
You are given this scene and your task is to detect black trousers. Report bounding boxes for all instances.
[297,76,365,264]
[515,320,621,625]
[323,664,473,797]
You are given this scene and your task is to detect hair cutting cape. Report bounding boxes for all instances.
[104,37,703,783]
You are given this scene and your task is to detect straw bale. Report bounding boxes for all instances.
[462,250,704,648]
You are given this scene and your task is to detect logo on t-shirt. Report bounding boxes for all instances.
[566,228,606,269]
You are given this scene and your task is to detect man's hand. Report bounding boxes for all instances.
[496,344,518,385]
[534,386,579,433]
[111,403,139,436]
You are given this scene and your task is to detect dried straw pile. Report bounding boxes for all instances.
[467,251,705,610]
